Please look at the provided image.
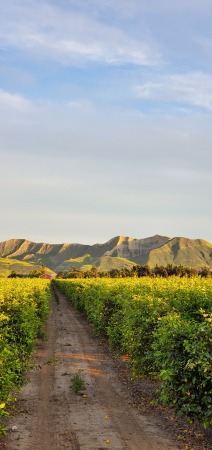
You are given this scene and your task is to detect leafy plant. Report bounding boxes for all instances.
[153,312,212,428]
[0,278,51,434]
[71,372,86,394]
[55,276,212,427]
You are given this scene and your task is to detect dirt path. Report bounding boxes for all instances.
[4,287,181,450]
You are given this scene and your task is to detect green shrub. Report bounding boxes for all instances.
[153,312,212,427]
[55,277,212,427]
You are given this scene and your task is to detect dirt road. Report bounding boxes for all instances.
[5,286,181,450]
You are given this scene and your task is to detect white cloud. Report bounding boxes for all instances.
[68,0,212,15]
[1,101,212,244]
[134,72,212,110]
[0,89,33,111]
[0,0,160,66]
[0,1,212,244]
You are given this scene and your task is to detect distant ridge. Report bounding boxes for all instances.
[0,235,211,275]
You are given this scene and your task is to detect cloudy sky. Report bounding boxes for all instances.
[0,0,211,244]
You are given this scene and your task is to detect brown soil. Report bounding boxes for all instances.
[1,287,211,450]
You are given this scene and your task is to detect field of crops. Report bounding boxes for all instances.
[0,278,50,429]
[55,277,212,427]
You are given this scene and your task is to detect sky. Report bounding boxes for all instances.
[0,0,212,245]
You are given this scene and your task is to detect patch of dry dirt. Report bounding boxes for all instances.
[108,354,212,450]
[1,287,211,450]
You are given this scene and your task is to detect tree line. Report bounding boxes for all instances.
[7,263,212,279]
[8,265,47,278]
[56,263,212,279]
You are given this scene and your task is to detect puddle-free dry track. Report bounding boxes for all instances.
[5,287,181,450]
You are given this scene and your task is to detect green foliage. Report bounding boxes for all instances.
[28,265,47,278]
[44,357,59,365]
[71,372,86,394]
[0,257,48,278]
[55,277,212,427]
[153,312,212,428]
[0,279,50,429]
[7,271,23,278]
[56,262,212,279]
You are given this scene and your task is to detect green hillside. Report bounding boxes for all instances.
[148,237,212,268]
[55,254,135,272]
[96,256,135,272]
[0,257,55,278]
[56,254,94,271]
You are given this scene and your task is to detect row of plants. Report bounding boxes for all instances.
[0,279,50,431]
[56,263,212,279]
[54,277,212,428]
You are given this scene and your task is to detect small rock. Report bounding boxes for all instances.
[11,425,18,432]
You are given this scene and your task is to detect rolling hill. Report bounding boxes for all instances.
[0,257,55,278]
[56,254,136,273]
[0,235,211,275]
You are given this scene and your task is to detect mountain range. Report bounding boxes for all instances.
[0,235,211,276]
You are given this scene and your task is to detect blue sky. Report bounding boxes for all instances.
[0,0,211,244]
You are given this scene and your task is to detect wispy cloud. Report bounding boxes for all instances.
[71,0,212,15]
[0,0,212,245]
[0,89,33,111]
[0,0,160,66]
[133,72,212,111]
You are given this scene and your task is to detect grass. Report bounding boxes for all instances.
[0,257,56,278]
[71,372,86,394]
[56,255,135,273]
[44,358,59,365]
[0,257,41,277]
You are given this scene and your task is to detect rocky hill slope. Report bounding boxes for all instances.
[0,235,211,273]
